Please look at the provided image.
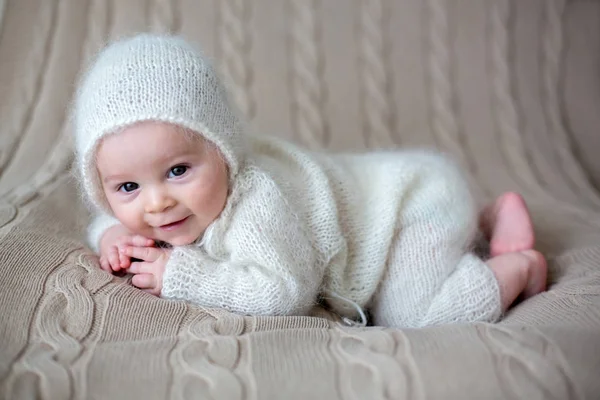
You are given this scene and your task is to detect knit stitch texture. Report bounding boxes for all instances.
[78,34,501,328]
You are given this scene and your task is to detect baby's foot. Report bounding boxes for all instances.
[486,250,547,310]
[481,192,535,257]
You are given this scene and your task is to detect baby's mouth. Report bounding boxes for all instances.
[159,216,189,231]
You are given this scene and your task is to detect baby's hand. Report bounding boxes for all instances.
[122,246,171,296]
[99,224,154,273]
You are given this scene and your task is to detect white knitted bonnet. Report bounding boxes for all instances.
[72,33,244,213]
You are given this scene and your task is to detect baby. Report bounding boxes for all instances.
[72,34,547,328]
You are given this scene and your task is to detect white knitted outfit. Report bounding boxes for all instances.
[73,34,502,328]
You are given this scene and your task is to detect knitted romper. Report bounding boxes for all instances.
[73,34,501,328]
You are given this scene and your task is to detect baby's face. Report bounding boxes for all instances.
[96,121,229,245]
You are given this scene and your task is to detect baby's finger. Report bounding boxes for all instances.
[125,262,153,275]
[132,273,155,289]
[120,235,154,248]
[99,257,111,272]
[126,262,140,274]
[119,252,131,270]
[121,245,159,262]
[108,246,121,271]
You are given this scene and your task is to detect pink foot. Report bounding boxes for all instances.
[483,192,535,257]
[521,250,548,299]
[487,250,547,310]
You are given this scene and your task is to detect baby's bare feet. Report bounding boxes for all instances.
[487,250,547,311]
[480,192,535,257]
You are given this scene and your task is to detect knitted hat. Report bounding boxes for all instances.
[72,33,244,213]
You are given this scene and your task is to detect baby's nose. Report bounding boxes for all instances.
[145,190,176,213]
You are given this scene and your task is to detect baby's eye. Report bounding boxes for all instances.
[118,182,139,193]
[168,165,188,178]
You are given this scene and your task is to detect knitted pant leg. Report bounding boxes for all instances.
[367,151,501,328]
[370,218,501,329]
[371,247,501,328]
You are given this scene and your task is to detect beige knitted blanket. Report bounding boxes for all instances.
[1,1,599,399]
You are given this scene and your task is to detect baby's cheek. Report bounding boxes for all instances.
[187,180,211,203]
[200,174,228,207]
[113,206,144,231]
[192,186,225,217]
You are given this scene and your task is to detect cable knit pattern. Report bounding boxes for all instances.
[356,0,396,148]
[3,1,600,399]
[287,0,329,149]
[218,0,256,121]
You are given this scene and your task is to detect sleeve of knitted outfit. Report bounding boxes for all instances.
[161,170,323,316]
[87,211,121,253]
[372,154,502,328]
